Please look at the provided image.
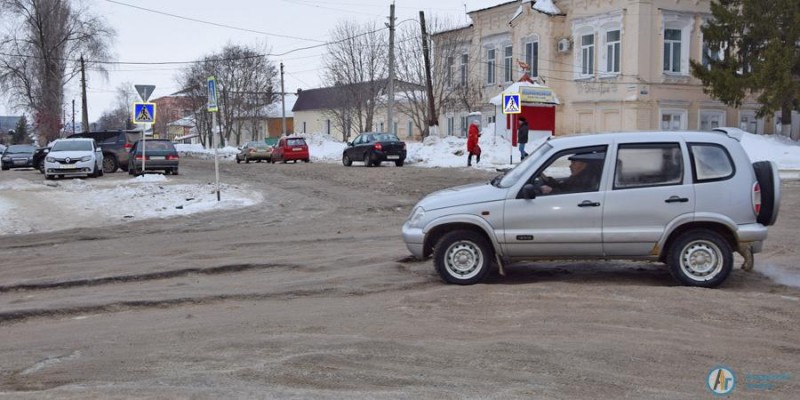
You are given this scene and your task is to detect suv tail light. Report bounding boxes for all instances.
[374,143,383,151]
[124,143,133,152]
[752,182,762,216]
[135,154,145,160]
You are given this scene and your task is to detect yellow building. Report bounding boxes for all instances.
[435,0,778,136]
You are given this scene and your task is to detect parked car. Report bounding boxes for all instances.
[1,144,37,170]
[402,128,781,288]
[44,138,104,179]
[271,136,309,163]
[32,147,50,174]
[236,141,273,163]
[69,130,140,173]
[342,132,407,167]
[128,139,180,175]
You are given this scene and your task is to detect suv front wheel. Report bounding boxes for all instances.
[667,229,733,288]
[433,230,493,285]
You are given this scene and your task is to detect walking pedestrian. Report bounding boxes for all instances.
[467,120,481,166]
[518,117,529,160]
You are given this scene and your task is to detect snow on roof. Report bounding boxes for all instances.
[262,94,297,118]
[489,81,560,105]
[533,0,562,15]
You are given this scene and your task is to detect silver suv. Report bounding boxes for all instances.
[402,128,780,288]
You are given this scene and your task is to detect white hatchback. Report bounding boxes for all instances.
[44,138,104,179]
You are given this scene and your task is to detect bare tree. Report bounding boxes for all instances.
[177,43,277,147]
[0,0,114,144]
[94,81,136,131]
[395,19,482,137]
[323,20,388,136]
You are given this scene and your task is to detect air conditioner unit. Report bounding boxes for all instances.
[557,38,572,53]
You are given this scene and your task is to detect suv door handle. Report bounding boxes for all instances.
[578,200,601,207]
[665,196,689,203]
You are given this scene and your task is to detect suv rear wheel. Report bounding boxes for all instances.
[433,230,493,285]
[102,155,118,173]
[667,229,733,288]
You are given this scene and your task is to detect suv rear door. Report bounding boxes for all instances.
[602,142,695,256]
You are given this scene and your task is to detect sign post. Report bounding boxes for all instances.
[208,76,220,201]
[502,93,521,164]
[132,101,157,173]
[133,84,156,174]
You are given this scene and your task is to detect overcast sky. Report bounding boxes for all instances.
[1,0,507,123]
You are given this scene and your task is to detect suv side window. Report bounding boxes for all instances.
[688,143,734,182]
[614,143,683,189]
[534,146,607,195]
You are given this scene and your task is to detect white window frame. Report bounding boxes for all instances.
[447,116,454,136]
[445,56,454,87]
[601,27,621,76]
[407,120,413,138]
[699,110,726,131]
[460,54,468,86]
[659,109,688,131]
[739,111,761,134]
[460,115,468,137]
[503,45,513,82]
[662,12,692,76]
[580,33,595,77]
[486,48,496,84]
[523,38,539,77]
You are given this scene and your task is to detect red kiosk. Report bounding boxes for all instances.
[491,74,560,147]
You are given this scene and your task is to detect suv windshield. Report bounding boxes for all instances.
[52,140,92,152]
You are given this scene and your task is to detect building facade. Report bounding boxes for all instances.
[436,0,780,136]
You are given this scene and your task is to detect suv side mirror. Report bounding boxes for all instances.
[521,183,537,200]
[96,146,102,152]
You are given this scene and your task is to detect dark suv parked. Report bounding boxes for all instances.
[69,130,140,173]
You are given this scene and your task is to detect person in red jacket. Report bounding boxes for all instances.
[466,119,481,166]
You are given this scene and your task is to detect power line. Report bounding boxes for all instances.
[104,0,326,43]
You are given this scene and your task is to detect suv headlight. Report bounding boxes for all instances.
[45,156,55,162]
[80,155,92,162]
[407,206,426,228]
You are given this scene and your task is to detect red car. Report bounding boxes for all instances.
[271,136,310,163]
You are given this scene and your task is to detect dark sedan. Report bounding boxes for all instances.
[32,147,50,173]
[342,132,406,167]
[1,144,36,170]
[128,139,180,175]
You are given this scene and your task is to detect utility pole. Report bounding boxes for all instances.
[71,99,75,135]
[420,11,438,137]
[386,3,396,135]
[280,62,287,136]
[80,56,89,133]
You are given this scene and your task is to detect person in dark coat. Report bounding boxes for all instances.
[466,120,481,166]
[518,117,529,160]
[540,152,604,194]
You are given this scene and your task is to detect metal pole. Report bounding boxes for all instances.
[386,3,395,134]
[80,56,89,133]
[213,112,220,201]
[280,62,287,136]
[141,125,146,172]
[420,11,437,137]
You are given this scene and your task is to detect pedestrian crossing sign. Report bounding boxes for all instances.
[132,102,157,124]
[503,93,521,114]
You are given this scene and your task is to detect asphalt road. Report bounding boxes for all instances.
[0,158,798,399]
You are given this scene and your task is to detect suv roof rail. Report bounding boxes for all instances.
[711,127,746,142]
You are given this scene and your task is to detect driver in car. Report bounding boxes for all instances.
[539,152,605,194]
